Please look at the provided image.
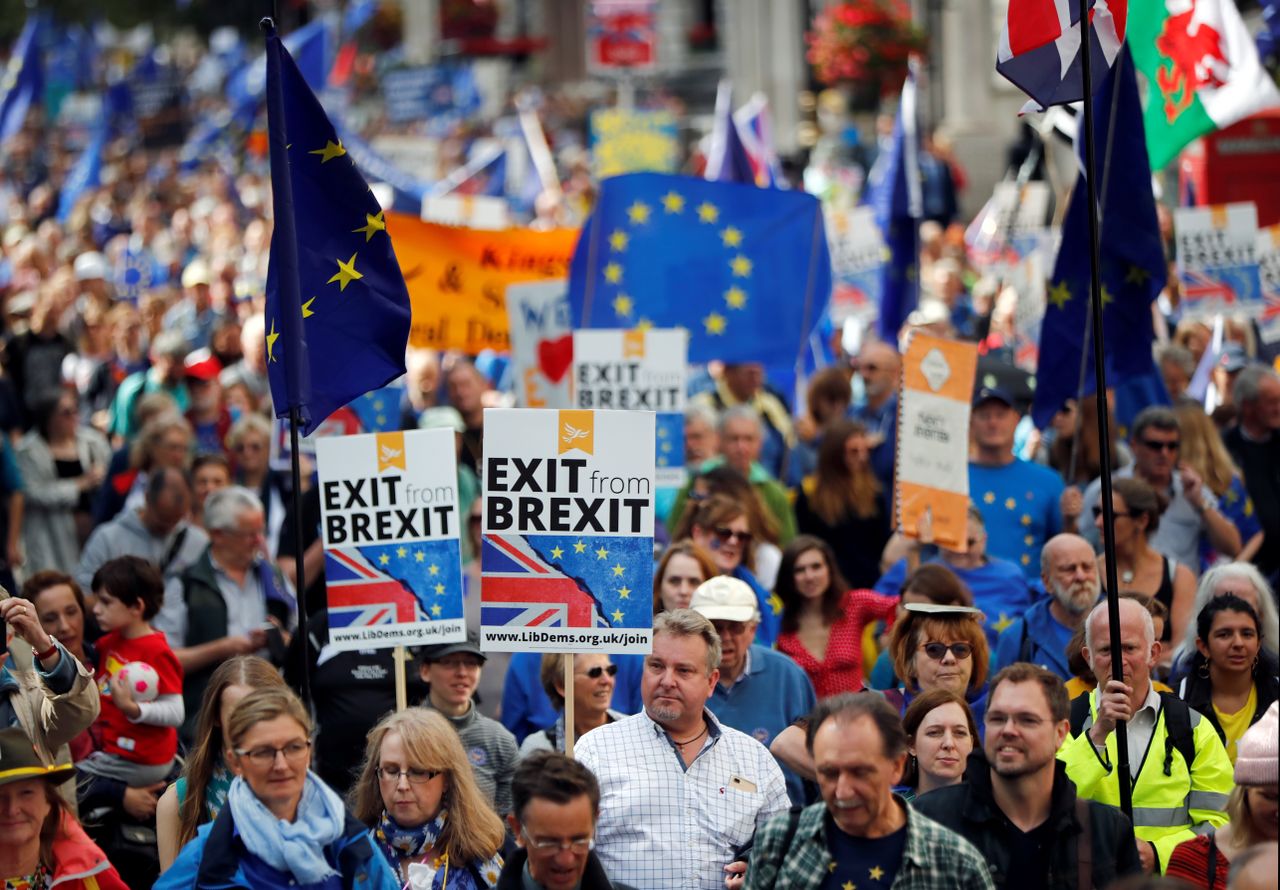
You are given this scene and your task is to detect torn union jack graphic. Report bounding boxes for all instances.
[481,534,611,629]
[325,547,424,629]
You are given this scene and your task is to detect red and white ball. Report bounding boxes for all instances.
[118,661,160,703]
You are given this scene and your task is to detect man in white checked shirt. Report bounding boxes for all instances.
[575,609,790,890]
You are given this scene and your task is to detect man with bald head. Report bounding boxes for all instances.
[850,340,902,487]
[1059,598,1233,875]
[993,533,1100,678]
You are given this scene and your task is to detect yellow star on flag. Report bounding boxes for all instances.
[704,312,727,335]
[609,230,629,251]
[612,609,625,623]
[721,227,743,247]
[697,202,719,223]
[1047,281,1072,311]
[352,211,386,242]
[431,604,443,617]
[828,862,837,873]
[661,191,685,213]
[434,583,445,595]
[301,297,316,318]
[730,255,752,277]
[613,294,634,317]
[414,551,426,562]
[612,564,625,577]
[551,546,564,559]
[725,286,747,309]
[428,564,440,576]
[596,546,609,560]
[604,262,623,284]
[378,554,390,565]
[1125,264,1150,286]
[1021,514,1032,527]
[636,318,653,331]
[327,254,363,291]
[842,882,855,890]
[1005,497,1017,510]
[994,613,1014,634]
[627,201,652,224]
[396,546,407,558]
[618,586,631,599]
[573,540,587,554]
[309,139,346,163]
[983,491,995,504]
[266,319,280,362]
[1100,284,1115,306]
[869,866,884,880]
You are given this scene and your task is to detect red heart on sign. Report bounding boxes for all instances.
[537,335,573,383]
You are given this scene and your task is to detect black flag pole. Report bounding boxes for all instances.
[1075,11,1133,818]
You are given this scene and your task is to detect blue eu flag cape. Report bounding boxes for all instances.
[0,14,45,143]
[567,173,831,367]
[1031,47,1168,431]
[263,30,411,436]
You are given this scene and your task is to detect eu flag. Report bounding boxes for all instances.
[1031,47,1168,430]
[863,63,922,344]
[263,30,411,437]
[567,173,831,367]
[0,14,45,143]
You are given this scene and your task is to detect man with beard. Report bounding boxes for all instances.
[914,663,1142,888]
[993,534,1100,679]
[575,609,788,890]
[744,692,992,889]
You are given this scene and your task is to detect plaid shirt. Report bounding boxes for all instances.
[576,709,789,890]
[744,798,995,890]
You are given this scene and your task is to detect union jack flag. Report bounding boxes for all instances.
[325,547,424,629]
[997,0,1127,111]
[481,534,611,629]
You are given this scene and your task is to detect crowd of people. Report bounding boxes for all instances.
[0,16,1277,890]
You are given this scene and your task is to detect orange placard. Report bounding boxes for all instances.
[386,213,578,353]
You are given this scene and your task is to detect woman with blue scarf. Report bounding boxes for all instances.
[155,687,398,890]
[350,709,505,889]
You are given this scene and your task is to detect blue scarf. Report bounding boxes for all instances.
[375,810,447,867]
[227,772,346,885]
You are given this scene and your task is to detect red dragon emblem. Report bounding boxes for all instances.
[1155,6,1229,124]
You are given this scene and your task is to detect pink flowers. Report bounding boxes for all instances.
[806,0,927,92]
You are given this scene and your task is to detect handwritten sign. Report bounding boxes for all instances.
[506,280,573,409]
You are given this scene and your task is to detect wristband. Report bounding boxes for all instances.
[34,643,58,662]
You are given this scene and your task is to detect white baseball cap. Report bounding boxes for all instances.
[690,576,760,624]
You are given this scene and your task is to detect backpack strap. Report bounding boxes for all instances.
[778,806,804,863]
[1206,829,1218,888]
[1069,692,1093,738]
[1016,617,1033,665]
[1074,797,1092,890]
[1158,692,1196,778]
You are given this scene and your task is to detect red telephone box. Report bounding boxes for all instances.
[1179,111,1280,227]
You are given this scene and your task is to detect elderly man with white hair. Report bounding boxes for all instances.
[1059,597,1234,875]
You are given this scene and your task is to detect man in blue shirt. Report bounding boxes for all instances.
[993,533,1101,680]
[969,386,1067,580]
[691,576,816,805]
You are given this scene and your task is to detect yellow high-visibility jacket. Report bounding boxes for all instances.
[1058,688,1233,873]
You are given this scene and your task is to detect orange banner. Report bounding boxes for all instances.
[386,213,578,353]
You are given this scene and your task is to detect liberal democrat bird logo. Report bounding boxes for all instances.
[562,423,589,446]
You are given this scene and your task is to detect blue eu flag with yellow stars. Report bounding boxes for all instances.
[567,173,831,367]
[1031,47,1168,431]
[263,28,412,437]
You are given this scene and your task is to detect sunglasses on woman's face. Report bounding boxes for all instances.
[919,642,973,661]
[712,526,753,546]
[579,664,618,679]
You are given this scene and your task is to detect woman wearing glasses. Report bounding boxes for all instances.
[350,709,505,889]
[1095,476,1196,647]
[157,686,397,890]
[519,654,624,757]
[886,601,990,737]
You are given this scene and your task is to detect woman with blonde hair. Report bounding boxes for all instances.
[652,540,718,614]
[1175,400,1263,563]
[350,708,505,889]
[155,656,287,869]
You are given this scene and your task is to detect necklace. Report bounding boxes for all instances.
[1121,568,1135,584]
[671,724,709,750]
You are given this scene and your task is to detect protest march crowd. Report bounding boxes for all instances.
[0,3,1278,890]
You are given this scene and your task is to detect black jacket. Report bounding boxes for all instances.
[1177,648,1279,745]
[912,759,1142,889]
[495,849,635,890]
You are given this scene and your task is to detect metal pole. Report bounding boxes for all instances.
[1076,10,1132,819]
[289,407,314,713]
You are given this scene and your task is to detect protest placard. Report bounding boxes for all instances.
[387,213,577,353]
[895,334,979,551]
[1175,202,1262,318]
[587,0,658,73]
[506,280,573,409]
[1258,225,1280,346]
[589,108,679,179]
[421,194,511,230]
[480,409,655,653]
[317,429,465,651]
[826,205,885,325]
[573,328,687,488]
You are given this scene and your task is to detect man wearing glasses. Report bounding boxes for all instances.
[1073,406,1241,569]
[500,751,635,890]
